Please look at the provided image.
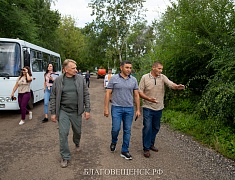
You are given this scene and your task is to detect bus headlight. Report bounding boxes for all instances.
[0,97,5,102]
[6,97,11,102]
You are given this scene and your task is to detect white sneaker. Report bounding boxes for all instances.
[19,120,25,125]
[29,111,32,120]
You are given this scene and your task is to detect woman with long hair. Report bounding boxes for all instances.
[42,63,55,123]
[11,66,33,125]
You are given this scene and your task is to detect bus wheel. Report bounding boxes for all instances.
[28,90,34,109]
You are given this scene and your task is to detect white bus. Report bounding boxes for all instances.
[0,38,62,110]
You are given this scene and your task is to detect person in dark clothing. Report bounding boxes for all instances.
[77,69,82,75]
[85,70,90,88]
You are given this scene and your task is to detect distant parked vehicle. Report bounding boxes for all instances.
[90,72,96,75]
[82,72,86,77]
[97,68,106,79]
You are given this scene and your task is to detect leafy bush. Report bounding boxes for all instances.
[164,89,198,113]
[199,46,235,126]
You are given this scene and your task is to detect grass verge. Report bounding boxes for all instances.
[162,109,235,160]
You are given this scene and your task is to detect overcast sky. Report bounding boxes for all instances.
[51,0,172,28]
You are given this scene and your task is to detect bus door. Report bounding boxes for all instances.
[30,50,44,103]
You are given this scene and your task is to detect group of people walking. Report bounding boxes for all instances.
[11,59,184,168]
[11,63,60,125]
[104,61,184,160]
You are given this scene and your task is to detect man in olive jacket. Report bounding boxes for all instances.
[50,59,90,168]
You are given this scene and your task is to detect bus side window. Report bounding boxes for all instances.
[43,52,49,71]
[51,55,57,72]
[31,50,43,72]
[32,59,41,72]
[56,57,61,71]
[23,48,30,67]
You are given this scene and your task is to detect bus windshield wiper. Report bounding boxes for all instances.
[0,72,10,79]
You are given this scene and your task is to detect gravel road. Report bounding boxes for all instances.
[0,76,234,180]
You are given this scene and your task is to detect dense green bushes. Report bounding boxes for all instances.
[199,47,235,126]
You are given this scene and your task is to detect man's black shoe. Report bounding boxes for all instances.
[120,152,132,160]
[110,143,116,152]
[42,118,48,123]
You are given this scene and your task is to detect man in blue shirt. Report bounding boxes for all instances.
[104,60,140,160]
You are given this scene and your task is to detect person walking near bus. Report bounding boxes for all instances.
[104,60,140,160]
[104,68,113,88]
[138,61,185,158]
[11,66,33,125]
[42,63,56,123]
[50,59,91,168]
[85,70,90,88]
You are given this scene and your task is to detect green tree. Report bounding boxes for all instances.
[90,0,146,66]
[56,16,87,65]
[0,0,60,50]
[31,0,61,50]
[82,22,110,70]
[0,0,37,41]
[126,21,155,73]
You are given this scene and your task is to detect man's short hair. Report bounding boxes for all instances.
[63,59,77,69]
[153,61,163,67]
[120,60,132,66]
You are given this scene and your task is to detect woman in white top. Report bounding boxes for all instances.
[104,68,113,88]
[11,66,32,125]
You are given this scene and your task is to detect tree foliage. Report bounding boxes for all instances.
[0,0,38,41]
[56,16,86,66]
[31,0,61,50]
[147,0,235,125]
[126,22,155,71]
[0,0,60,50]
[82,22,111,69]
[89,0,146,67]
[199,46,235,125]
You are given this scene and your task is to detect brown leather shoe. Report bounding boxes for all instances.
[150,146,159,152]
[144,150,150,158]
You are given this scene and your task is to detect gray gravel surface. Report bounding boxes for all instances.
[0,77,234,180]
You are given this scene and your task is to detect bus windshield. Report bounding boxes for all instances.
[0,42,21,77]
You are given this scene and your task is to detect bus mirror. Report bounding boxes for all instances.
[24,50,30,67]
